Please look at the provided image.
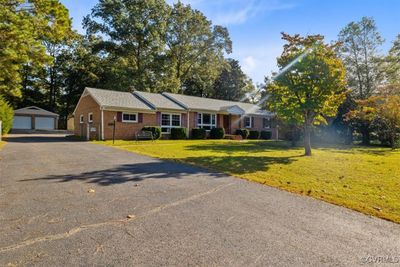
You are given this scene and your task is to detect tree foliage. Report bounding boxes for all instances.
[0,96,13,134]
[337,17,383,99]
[0,0,71,98]
[267,33,347,156]
[212,59,253,101]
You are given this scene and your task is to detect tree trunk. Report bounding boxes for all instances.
[361,127,370,145]
[304,122,312,156]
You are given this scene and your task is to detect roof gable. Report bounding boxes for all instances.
[14,106,59,117]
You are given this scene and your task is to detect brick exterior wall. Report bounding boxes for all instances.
[74,94,278,140]
[103,111,156,140]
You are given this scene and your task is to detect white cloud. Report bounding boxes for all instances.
[242,56,256,73]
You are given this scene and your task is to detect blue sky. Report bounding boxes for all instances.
[61,0,400,84]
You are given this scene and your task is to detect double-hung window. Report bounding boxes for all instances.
[244,116,252,128]
[122,113,138,123]
[263,117,271,129]
[80,115,84,124]
[197,113,216,130]
[161,113,181,133]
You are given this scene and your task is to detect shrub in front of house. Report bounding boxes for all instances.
[248,130,260,139]
[0,96,13,135]
[209,127,225,139]
[236,129,249,139]
[260,130,272,140]
[192,128,206,139]
[170,127,187,139]
[142,126,161,140]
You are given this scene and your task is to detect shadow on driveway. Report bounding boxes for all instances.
[19,162,226,186]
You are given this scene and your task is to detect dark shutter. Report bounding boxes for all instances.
[117,112,122,122]
[194,112,198,127]
[156,112,161,125]
[138,113,143,123]
[251,117,254,128]
[181,113,187,127]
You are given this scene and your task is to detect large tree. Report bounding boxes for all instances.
[83,0,170,92]
[383,34,400,84]
[0,0,71,98]
[166,1,232,93]
[337,17,383,99]
[212,59,253,101]
[267,33,347,156]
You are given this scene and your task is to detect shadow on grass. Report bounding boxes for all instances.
[185,140,296,154]
[19,161,226,186]
[180,155,302,175]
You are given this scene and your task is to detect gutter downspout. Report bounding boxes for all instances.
[101,107,104,140]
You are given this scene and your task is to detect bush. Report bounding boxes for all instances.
[0,97,13,135]
[248,130,260,139]
[260,131,272,140]
[236,129,249,139]
[192,128,206,139]
[142,126,161,140]
[170,127,187,139]
[209,127,225,139]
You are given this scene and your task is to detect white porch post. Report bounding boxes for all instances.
[101,108,104,140]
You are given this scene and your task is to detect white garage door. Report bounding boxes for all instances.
[12,116,32,129]
[35,117,55,130]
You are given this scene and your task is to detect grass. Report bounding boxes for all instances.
[94,139,400,223]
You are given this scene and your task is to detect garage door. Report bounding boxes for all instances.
[35,117,55,130]
[12,116,32,129]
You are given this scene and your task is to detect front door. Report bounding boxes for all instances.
[223,115,230,134]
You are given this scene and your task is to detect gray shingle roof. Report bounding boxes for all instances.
[14,106,59,117]
[133,91,185,111]
[86,87,153,111]
[162,92,271,116]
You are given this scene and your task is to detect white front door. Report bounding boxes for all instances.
[12,116,32,129]
[35,117,55,130]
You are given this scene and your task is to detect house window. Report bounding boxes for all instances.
[197,113,216,130]
[88,113,93,123]
[80,115,84,124]
[244,116,252,128]
[263,118,272,129]
[161,113,181,133]
[122,113,138,123]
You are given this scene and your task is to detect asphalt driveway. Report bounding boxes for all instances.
[1,134,399,266]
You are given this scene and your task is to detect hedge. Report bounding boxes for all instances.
[0,97,13,135]
[209,127,225,139]
[192,128,206,139]
[236,129,249,139]
[170,127,187,139]
[248,130,260,139]
[260,131,272,140]
[142,126,161,140]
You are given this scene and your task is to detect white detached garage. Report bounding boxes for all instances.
[12,106,59,130]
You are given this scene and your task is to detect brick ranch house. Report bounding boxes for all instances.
[73,87,278,140]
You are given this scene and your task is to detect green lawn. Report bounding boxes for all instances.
[94,139,400,223]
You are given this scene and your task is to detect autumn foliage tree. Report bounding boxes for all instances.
[267,33,347,156]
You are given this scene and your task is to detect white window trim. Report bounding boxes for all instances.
[80,115,84,124]
[197,113,217,130]
[122,112,138,123]
[88,112,93,123]
[244,116,252,128]
[161,113,181,134]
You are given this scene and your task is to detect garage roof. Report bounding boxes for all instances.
[14,106,59,117]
